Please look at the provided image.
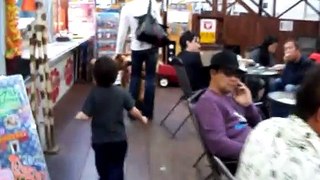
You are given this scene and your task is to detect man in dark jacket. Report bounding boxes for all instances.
[270,39,314,92]
[177,31,209,91]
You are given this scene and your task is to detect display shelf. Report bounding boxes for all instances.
[94,8,120,57]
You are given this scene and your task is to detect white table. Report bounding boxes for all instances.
[23,35,93,106]
[21,36,92,62]
[246,66,279,77]
[268,91,296,106]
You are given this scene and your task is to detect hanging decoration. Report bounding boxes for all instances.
[21,0,36,12]
[27,1,59,154]
[5,0,22,59]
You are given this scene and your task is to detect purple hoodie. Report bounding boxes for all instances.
[194,89,262,160]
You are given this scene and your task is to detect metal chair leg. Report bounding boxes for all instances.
[160,96,183,126]
[171,114,191,138]
[193,152,206,167]
[255,102,270,120]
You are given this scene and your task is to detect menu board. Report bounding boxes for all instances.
[0,75,49,180]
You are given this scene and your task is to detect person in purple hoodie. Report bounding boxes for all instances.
[194,50,262,161]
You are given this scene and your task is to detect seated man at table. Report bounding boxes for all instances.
[177,31,209,91]
[194,50,262,162]
[270,38,314,92]
[236,65,320,179]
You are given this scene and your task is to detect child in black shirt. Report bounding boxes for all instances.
[75,56,147,180]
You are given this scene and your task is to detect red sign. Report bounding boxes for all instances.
[50,68,61,103]
[64,58,74,86]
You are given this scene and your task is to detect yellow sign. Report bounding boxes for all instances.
[199,19,217,44]
[200,32,216,43]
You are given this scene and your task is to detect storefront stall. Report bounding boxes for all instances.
[1,0,94,155]
[4,0,94,93]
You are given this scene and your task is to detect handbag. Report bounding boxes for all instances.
[135,0,169,47]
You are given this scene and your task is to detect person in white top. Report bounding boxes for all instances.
[116,0,162,120]
[236,64,320,179]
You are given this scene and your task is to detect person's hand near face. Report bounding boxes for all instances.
[233,82,253,107]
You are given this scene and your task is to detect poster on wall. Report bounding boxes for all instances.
[200,19,217,44]
[0,75,50,180]
[279,20,293,32]
[68,1,95,36]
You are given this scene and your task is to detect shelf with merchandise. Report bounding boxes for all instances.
[97,42,116,51]
[96,31,117,41]
[97,40,117,44]
[96,21,119,29]
[97,28,118,33]
[98,51,115,55]
[94,7,120,58]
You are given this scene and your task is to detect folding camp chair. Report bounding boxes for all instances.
[160,57,194,138]
[188,90,237,180]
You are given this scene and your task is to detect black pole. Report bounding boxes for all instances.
[258,0,263,16]
[162,0,168,63]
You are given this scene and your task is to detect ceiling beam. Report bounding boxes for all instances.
[304,0,320,16]
[222,0,227,14]
[258,0,263,16]
[272,0,276,16]
[247,0,272,17]
[235,0,256,15]
[227,1,237,9]
[212,0,218,15]
[205,0,212,7]
[277,0,303,18]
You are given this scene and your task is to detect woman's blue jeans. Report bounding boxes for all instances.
[130,48,158,118]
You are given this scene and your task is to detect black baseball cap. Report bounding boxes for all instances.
[209,50,246,74]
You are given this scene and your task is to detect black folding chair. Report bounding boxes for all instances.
[160,57,194,138]
[187,90,237,180]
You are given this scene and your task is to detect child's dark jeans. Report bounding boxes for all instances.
[92,141,128,180]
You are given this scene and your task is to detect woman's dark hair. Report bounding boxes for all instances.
[179,31,197,51]
[295,65,320,121]
[258,35,278,66]
[93,56,118,88]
